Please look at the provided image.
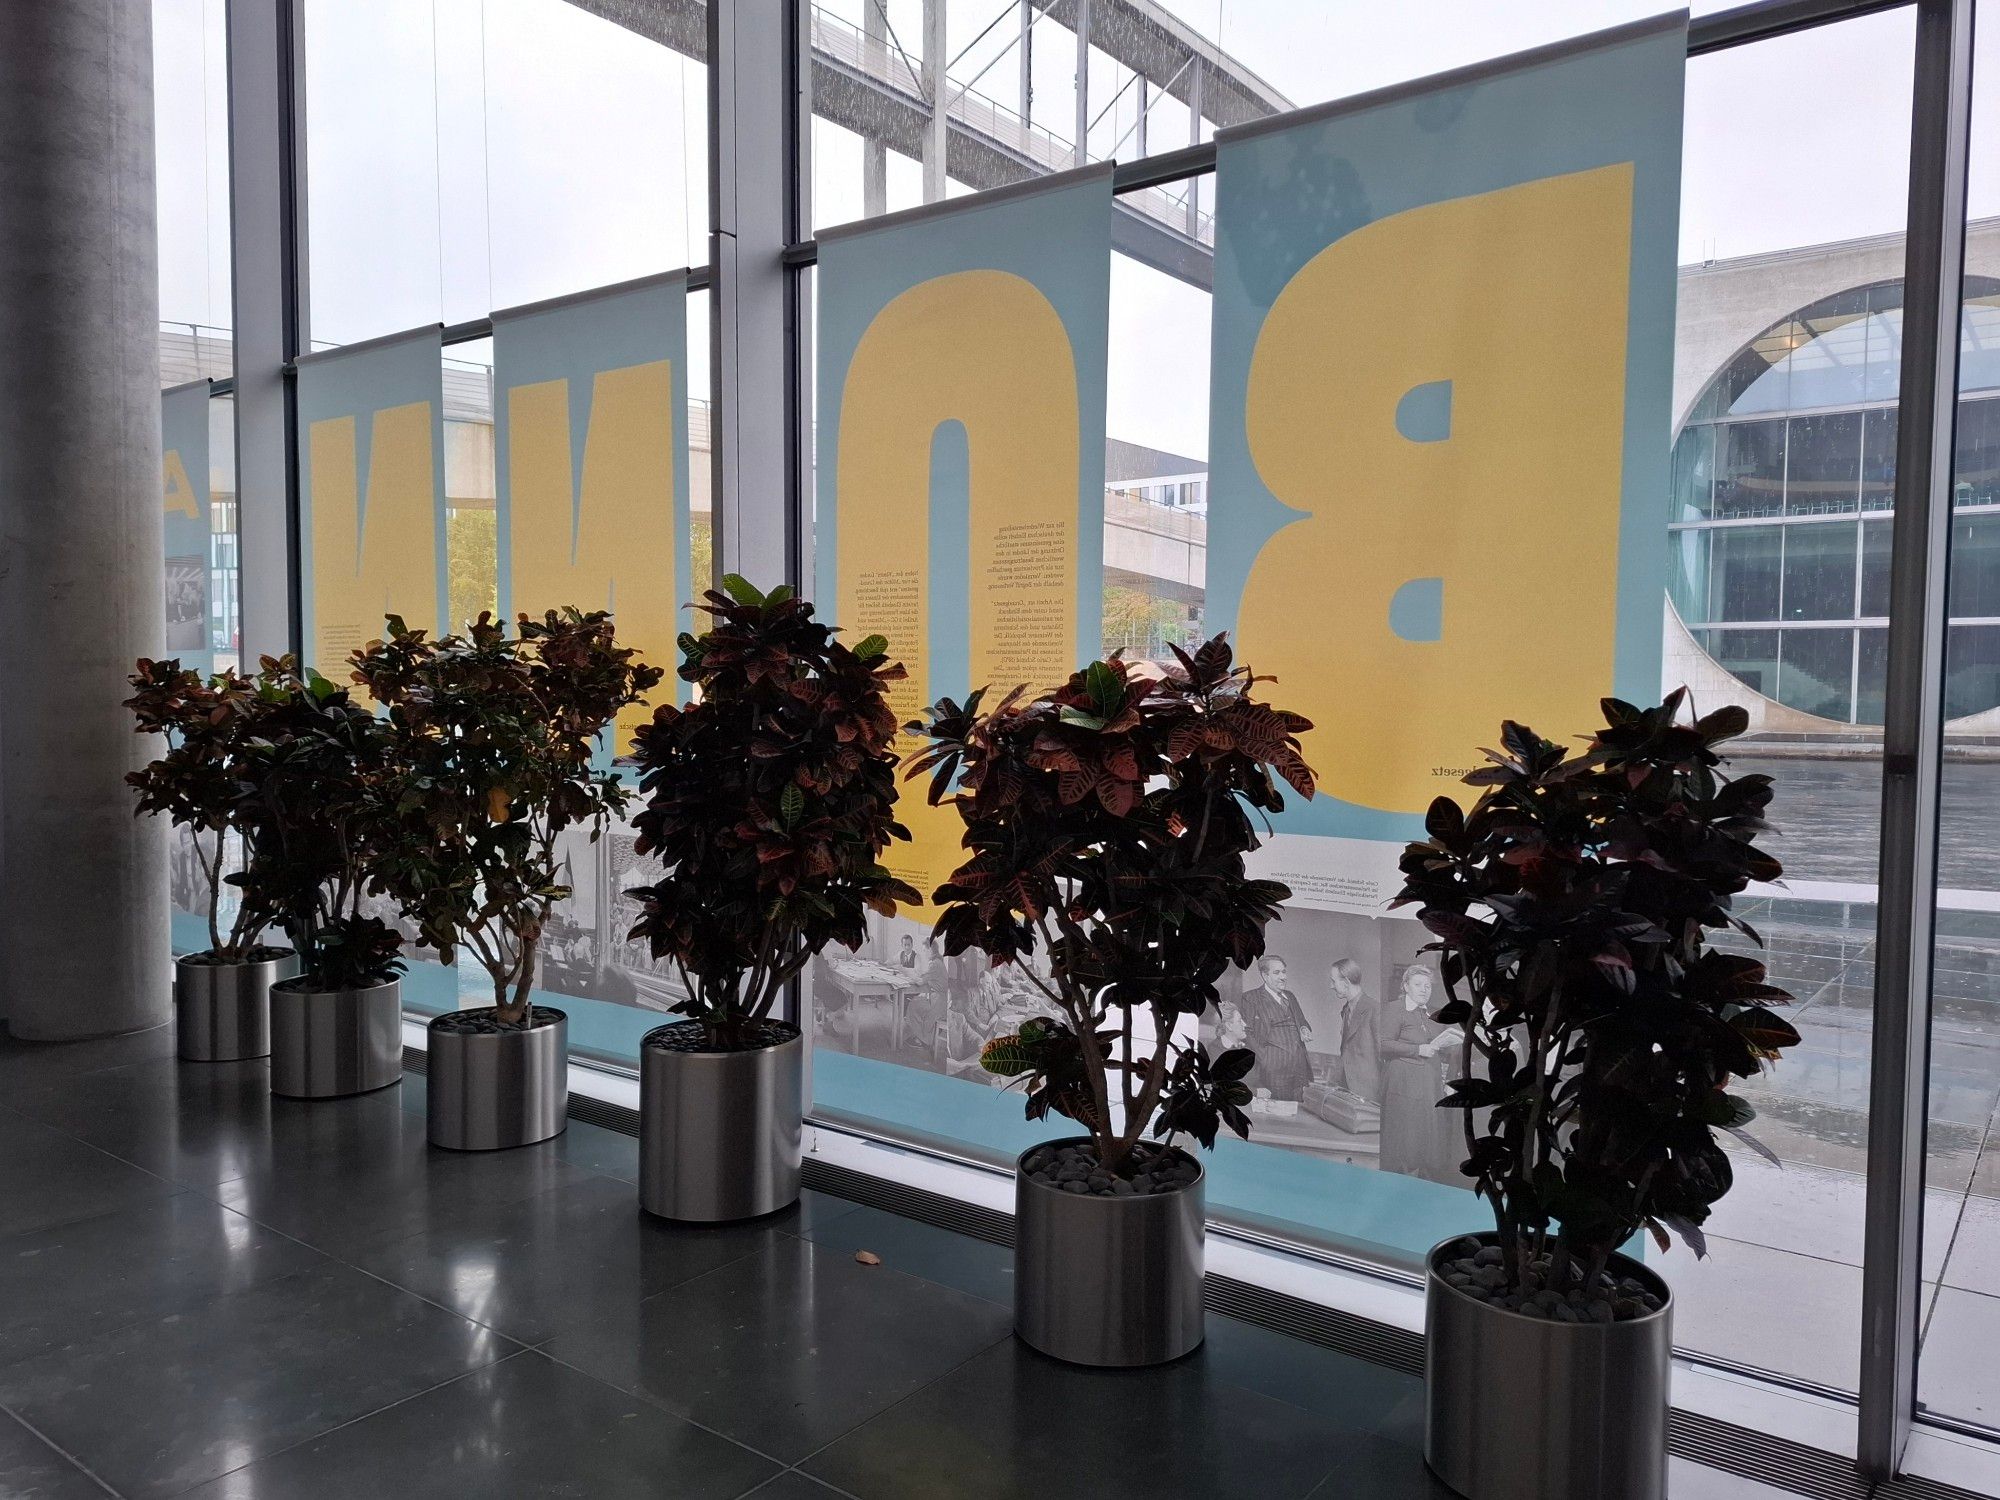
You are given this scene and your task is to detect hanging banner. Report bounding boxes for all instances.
[1207,15,1685,916]
[814,163,1114,920]
[493,271,691,751]
[161,380,215,671]
[296,328,448,681]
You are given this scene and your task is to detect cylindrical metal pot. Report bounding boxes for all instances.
[1014,1137,1205,1368]
[1424,1232,1673,1500]
[174,950,299,1062]
[426,1007,568,1151]
[269,976,404,1100]
[640,1024,802,1222]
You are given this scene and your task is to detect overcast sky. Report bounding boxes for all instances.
[152,0,2000,456]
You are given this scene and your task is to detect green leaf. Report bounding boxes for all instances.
[780,782,804,829]
[853,633,888,661]
[720,574,764,606]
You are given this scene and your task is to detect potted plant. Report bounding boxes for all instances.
[234,659,407,1099]
[906,637,1315,1367]
[625,576,916,1221]
[1394,692,1802,1500]
[355,609,660,1151]
[125,659,297,1061]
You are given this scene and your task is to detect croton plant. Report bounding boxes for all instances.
[1394,692,1802,1291]
[124,660,282,961]
[625,576,918,1048]
[906,636,1316,1175]
[353,609,662,1026]
[230,659,405,992]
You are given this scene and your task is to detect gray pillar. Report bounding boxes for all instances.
[0,0,171,1041]
[861,0,887,218]
[921,0,947,203]
[1072,0,1091,166]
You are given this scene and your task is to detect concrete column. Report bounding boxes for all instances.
[1073,0,1091,166]
[862,0,888,217]
[921,0,947,203]
[0,0,170,1040]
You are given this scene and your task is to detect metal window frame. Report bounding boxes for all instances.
[213,0,1983,1481]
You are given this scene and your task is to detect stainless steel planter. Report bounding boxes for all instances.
[174,950,298,1061]
[1424,1233,1673,1500]
[426,1009,568,1150]
[269,977,404,1099]
[1014,1137,1205,1368]
[640,1026,802,1222]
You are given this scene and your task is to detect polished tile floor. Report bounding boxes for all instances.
[0,1022,1807,1499]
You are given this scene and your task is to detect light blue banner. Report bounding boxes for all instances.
[1206,15,1686,846]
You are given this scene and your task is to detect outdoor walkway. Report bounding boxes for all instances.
[0,1022,1809,1498]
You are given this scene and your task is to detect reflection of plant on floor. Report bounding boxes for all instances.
[1395,692,1802,1300]
[356,609,661,1025]
[907,637,1315,1175]
[124,660,282,960]
[625,577,918,1048]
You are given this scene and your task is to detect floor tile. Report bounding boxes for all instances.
[213,1106,591,1256]
[1918,1285,2000,1429]
[173,1349,778,1499]
[1699,1152,1960,1279]
[1200,1315,1421,1434]
[747,1473,849,1499]
[1661,1234,1863,1392]
[0,1191,323,1367]
[543,1235,1012,1463]
[1668,1456,1817,1497]
[0,1022,175,1085]
[0,1408,106,1500]
[1301,1432,1455,1499]
[347,1171,799,1344]
[1943,1193,2000,1296]
[5,1057,286,1189]
[0,1259,515,1500]
[550,1118,643,1182]
[795,1202,1016,1306]
[0,1115,177,1240]
[803,1336,1356,1500]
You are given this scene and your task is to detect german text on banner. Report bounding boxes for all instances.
[814,165,1114,916]
[492,272,692,752]
[1206,16,1685,915]
[295,328,448,681]
[160,381,215,672]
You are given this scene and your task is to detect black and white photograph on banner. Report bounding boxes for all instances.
[165,555,208,653]
[809,907,1061,1083]
[1195,905,1466,1186]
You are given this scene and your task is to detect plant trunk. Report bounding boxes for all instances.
[494,929,538,1026]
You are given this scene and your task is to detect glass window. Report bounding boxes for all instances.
[1958,397,2000,509]
[1778,627,1855,723]
[1706,628,1782,700]
[1862,405,1900,511]
[153,0,233,380]
[304,0,707,346]
[1782,521,1859,622]
[1668,526,1710,625]
[1785,411,1863,514]
[1856,625,1888,725]
[1950,512,2000,621]
[1709,525,1784,623]
[1672,421,1716,522]
[1861,517,1894,618]
[1715,419,1787,518]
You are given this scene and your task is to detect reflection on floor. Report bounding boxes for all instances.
[0,1023,1811,1499]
